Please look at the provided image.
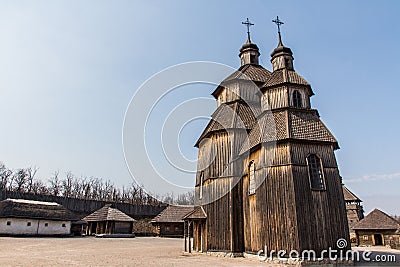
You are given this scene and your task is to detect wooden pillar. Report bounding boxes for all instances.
[184,220,187,252]
[188,221,191,253]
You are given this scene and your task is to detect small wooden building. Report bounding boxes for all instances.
[83,204,135,235]
[151,205,193,237]
[342,185,364,242]
[0,198,77,236]
[353,208,400,249]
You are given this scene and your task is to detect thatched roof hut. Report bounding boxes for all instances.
[0,198,77,236]
[0,198,77,221]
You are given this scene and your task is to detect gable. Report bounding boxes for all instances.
[353,209,400,230]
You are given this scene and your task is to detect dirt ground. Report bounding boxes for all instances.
[0,237,262,267]
[0,237,398,266]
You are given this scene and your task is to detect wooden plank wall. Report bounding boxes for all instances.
[290,143,350,253]
[243,145,299,253]
[241,142,350,253]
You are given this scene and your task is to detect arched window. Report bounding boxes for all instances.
[307,154,325,190]
[293,90,302,108]
[249,161,256,195]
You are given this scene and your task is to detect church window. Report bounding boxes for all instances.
[307,154,325,190]
[199,171,204,199]
[249,161,256,195]
[293,90,302,108]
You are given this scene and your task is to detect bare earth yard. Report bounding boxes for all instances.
[0,237,262,267]
[0,237,398,266]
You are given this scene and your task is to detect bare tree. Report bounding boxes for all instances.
[102,180,113,201]
[14,168,28,193]
[82,177,92,199]
[48,170,60,196]
[0,163,13,192]
[31,180,49,195]
[62,171,74,198]
[0,161,168,205]
[26,166,39,193]
[162,192,175,205]
[72,177,83,198]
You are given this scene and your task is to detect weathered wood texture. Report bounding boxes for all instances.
[290,143,350,252]
[261,85,312,111]
[193,118,350,254]
[190,37,350,255]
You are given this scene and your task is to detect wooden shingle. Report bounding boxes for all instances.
[353,209,400,230]
[83,204,135,222]
[151,205,193,223]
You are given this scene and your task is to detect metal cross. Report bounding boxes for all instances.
[272,16,284,34]
[242,18,254,40]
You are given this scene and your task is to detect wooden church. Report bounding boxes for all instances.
[184,18,350,256]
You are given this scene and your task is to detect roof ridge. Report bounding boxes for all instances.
[342,185,362,202]
[374,209,400,225]
[353,208,400,230]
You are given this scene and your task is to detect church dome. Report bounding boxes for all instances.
[239,40,260,66]
[270,43,292,58]
[240,41,259,53]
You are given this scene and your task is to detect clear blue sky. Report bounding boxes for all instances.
[0,1,399,214]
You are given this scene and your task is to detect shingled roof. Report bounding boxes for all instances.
[289,111,338,144]
[195,101,260,147]
[239,109,338,154]
[352,209,400,230]
[263,68,310,88]
[83,204,135,222]
[342,185,362,202]
[0,198,78,221]
[222,64,271,84]
[212,64,271,98]
[182,206,207,220]
[151,205,193,223]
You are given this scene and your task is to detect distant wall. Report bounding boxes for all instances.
[0,190,166,220]
[0,218,71,235]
